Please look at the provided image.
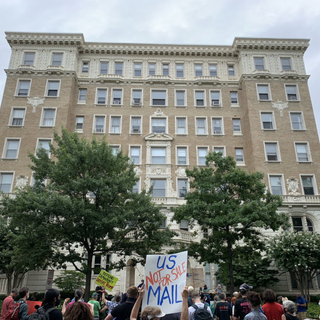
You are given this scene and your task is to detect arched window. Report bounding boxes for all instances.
[307,219,313,233]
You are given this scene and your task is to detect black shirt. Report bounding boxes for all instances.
[42,305,63,320]
[111,298,136,320]
[234,298,251,320]
[214,301,232,320]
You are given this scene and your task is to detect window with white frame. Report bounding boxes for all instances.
[269,175,283,195]
[96,89,107,105]
[210,91,220,106]
[131,117,142,133]
[132,90,142,105]
[110,116,121,133]
[3,139,20,159]
[209,64,217,76]
[195,91,205,106]
[212,118,223,135]
[175,90,185,106]
[265,142,280,161]
[195,64,203,77]
[112,89,122,105]
[213,146,225,156]
[82,61,89,73]
[176,64,184,78]
[177,147,187,165]
[10,108,26,126]
[75,116,84,131]
[301,176,316,195]
[94,116,105,133]
[151,147,166,164]
[180,220,189,231]
[292,217,303,232]
[197,147,208,165]
[261,112,275,129]
[41,109,56,127]
[281,58,291,71]
[78,88,87,103]
[257,84,270,100]
[151,90,166,106]
[149,63,156,76]
[23,52,35,66]
[132,180,139,193]
[151,118,166,133]
[162,63,169,76]
[196,118,207,135]
[110,145,120,155]
[151,179,166,197]
[295,143,310,162]
[254,57,265,70]
[230,92,238,104]
[52,53,63,66]
[176,117,187,134]
[178,179,188,198]
[134,63,142,77]
[115,62,123,75]
[235,148,244,163]
[285,85,299,101]
[130,146,140,164]
[228,65,235,76]
[0,173,14,193]
[17,80,31,96]
[232,119,241,133]
[37,139,51,156]
[100,62,108,74]
[94,255,101,274]
[290,112,304,130]
[46,80,60,97]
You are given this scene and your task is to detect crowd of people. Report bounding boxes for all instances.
[0,281,312,320]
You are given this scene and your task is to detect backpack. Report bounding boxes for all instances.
[3,302,22,320]
[192,304,213,320]
[28,307,56,320]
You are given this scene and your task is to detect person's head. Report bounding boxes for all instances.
[217,284,221,290]
[141,280,144,283]
[296,292,301,298]
[204,284,207,289]
[219,293,226,301]
[233,291,238,297]
[239,283,252,296]
[19,287,29,299]
[188,286,194,296]
[283,300,296,314]
[64,301,93,320]
[92,292,98,300]
[114,295,121,303]
[74,288,84,302]
[141,306,165,320]
[231,297,237,304]
[277,296,283,305]
[263,289,276,303]
[95,286,103,293]
[191,292,200,302]
[214,295,219,302]
[246,291,262,308]
[11,288,18,298]
[43,288,61,307]
[200,293,205,301]
[127,286,139,298]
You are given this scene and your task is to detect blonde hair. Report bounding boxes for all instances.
[141,306,163,320]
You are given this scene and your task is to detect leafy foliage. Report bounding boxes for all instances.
[53,270,86,293]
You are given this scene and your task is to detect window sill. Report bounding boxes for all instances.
[131,104,143,107]
[210,105,222,108]
[176,164,189,166]
[236,163,246,166]
[287,100,301,103]
[130,132,142,135]
[233,133,242,136]
[93,132,106,135]
[77,102,86,105]
[8,125,24,128]
[211,134,225,137]
[111,104,123,107]
[14,95,29,98]
[175,134,188,136]
[1,158,18,161]
[297,161,313,164]
[291,129,307,132]
[258,99,272,102]
[194,105,207,108]
[266,161,282,164]
[109,133,121,135]
[44,96,59,99]
[196,134,208,137]
[231,103,239,107]
[262,129,277,132]
[95,104,107,107]
[39,126,55,128]
[75,130,83,133]
[151,105,168,107]
[175,105,187,108]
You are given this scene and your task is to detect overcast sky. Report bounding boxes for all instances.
[0,0,319,136]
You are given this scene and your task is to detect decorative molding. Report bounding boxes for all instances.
[287,177,300,196]
[153,108,165,117]
[272,100,289,116]
[134,167,142,176]
[27,96,45,113]
[15,174,29,190]
[144,132,174,141]
[175,167,187,177]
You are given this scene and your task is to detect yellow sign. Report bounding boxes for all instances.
[95,270,118,291]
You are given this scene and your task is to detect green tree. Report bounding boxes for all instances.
[269,231,320,302]
[1,129,174,301]
[172,152,287,294]
[53,270,86,293]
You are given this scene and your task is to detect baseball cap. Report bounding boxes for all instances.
[92,292,98,298]
[239,283,252,291]
[147,311,166,319]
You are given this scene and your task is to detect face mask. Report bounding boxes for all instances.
[55,299,61,306]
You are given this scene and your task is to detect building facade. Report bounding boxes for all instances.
[0,32,320,295]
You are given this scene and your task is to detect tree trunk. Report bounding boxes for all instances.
[84,251,93,301]
[226,227,234,295]
[6,271,13,295]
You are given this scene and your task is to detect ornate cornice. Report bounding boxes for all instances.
[5,69,77,77]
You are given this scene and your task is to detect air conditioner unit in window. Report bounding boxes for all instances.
[132,128,141,133]
[212,100,220,106]
[133,98,141,105]
[113,99,121,104]
[95,128,104,133]
[214,130,222,134]
[288,96,297,100]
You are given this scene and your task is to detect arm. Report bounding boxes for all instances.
[281,315,286,320]
[100,305,108,313]
[130,284,145,320]
[88,303,94,316]
[102,287,107,304]
[105,312,115,320]
[19,303,29,320]
[61,298,70,315]
[181,286,189,320]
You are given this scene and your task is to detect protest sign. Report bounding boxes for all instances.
[95,270,118,291]
[142,251,188,314]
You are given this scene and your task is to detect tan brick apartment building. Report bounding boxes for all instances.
[0,32,320,294]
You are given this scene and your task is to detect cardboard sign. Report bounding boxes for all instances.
[95,270,118,291]
[142,251,188,314]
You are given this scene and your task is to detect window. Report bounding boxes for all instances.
[212,118,223,135]
[292,217,303,232]
[254,57,265,70]
[176,64,184,78]
[0,173,14,193]
[132,90,142,105]
[209,64,217,77]
[178,179,188,198]
[152,118,166,133]
[261,112,274,129]
[269,176,283,195]
[37,139,51,156]
[195,91,205,106]
[180,220,189,231]
[196,118,207,135]
[257,84,270,100]
[160,218,166,229]
[285,85,299,101]
[75,116,84,131]
[149,63,156,76]
[96,89,107,105]
[134,63,142,77]
[295,143,310,162]
[228,65,235,76]
[110,116,121,133]
[230,92,238,104]
[176,117,187,134]
[265,142,279,161]
[46,80,60,97]
[213,146,225,156]
[162,63,169,76]
[197,147,208,165]
[235,148,244,163]
[130,146,140,164]
[23,52,35,65]
[210,91,220,106]
[281,58,291,71]
[301,176,315,195]
[94,116,105,133]
[94,255,101,274]
[78,88,87,103]
[100,62,108,74]
[151,179,166,197]
[132,180,139,193]
[52,53,63,66]
[307,219,313,232]
[131,117,142,133]
[115,62,123,75]
[110,146,120,155]
[177,147,187,165]
[82,61,89,73]
[112,89,123,105]
[17,80,31,96]
[151,147,166,164]
[175,90,185,106]
[151,90,166,106]
[195,64,203,77]
[3,139,20,159]
[41,109,56,127]
[10,108,25,126]
[232,119,241,133]
[290,112,304,130]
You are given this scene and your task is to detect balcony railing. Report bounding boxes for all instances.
[281,195,320,203]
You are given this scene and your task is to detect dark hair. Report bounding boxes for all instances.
[200,293,205,300]
[219,293,226,300]
[247,291,262,307]
[19,287,29,299]
[64,301,93,320]
[74,288,83,302]
[263,289,276,303]
[191,292,200,300]
[11,288,18,294]
[240,289,247,296]
[42,288,60,307]
[95,286,103,291]
[115,295,121,303]
[277,296,283,305]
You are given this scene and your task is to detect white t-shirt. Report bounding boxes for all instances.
[188,302,213,320]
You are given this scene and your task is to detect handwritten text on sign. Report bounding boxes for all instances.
[142,251,188,314]
[95,270,118,291]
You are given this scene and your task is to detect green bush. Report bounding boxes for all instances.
[307,302,320,319]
